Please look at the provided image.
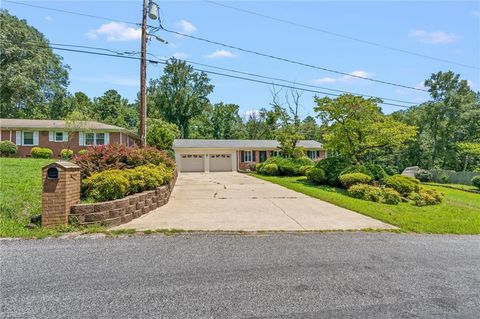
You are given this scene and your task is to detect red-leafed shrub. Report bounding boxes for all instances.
[73,145,175,179]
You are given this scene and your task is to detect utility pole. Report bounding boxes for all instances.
[139,0,148,148]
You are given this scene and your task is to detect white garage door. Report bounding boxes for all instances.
[209,154,232,172]
[180,154,205,172]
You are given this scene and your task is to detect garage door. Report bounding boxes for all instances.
[180,154,205,172]
[209,154,232,172]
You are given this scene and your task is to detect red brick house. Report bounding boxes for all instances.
[173,139,326,172]
[0,119,138,158]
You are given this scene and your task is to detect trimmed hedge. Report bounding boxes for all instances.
[60,149,74,159]
[0,140,17,157]
[347,184,401,205]
[73,144,175,179]
[340,165,374,179]
[315,157,351,186]
[306,168,326,184]
[471,176,480,190]
[410,188,444,206]
[299,165,314,176]
[384,174,420,196]
[339,173,372,189]
[31,147,53,159]
[82,163,174,202]
[263,164,278,175]
[258,156,314,176]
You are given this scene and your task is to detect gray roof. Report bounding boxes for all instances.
[173,139,323,149]
[0,119,136,137]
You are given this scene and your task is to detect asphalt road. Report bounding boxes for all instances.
[1,233,479,318]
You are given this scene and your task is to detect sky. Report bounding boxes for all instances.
[3,0,479,119]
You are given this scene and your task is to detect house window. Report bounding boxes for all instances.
[23,132,34,146]
[85,133,95,145]
[55,132,64,142]
[96,133,105,145]
[270,151,279,157]
[242,151,252,162]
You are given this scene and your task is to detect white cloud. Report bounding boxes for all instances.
[245,109,260,118]
[467,80,477,89]
[86,22,141,41]
[175,20,197,34]
[45,16,53,22]
[313,77,336,84]
[75,75,139,87]
[409,30,457,44]
[205,49,236,59]
[415,81,427,90]
[172,52,188,59]
[313,70,372,84]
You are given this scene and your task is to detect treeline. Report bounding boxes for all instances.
[1,10,479,172]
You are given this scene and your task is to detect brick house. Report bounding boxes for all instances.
[0,119,138,158]
[173,139,326,172]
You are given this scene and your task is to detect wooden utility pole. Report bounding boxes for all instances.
[139,0,148,148]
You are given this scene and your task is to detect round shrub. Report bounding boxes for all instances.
[0,140,17,157]
[315,157,351,186]
[256,163,264,173]
[31,147,53,159]
[263,164,278,175]
[365,164,387,181]
[60,149,74,160]
[83,169,130,202]
[292,156,315,167]
[383,165,399,176]
[381,188,401,205]
[347,184,383,202]
[306,168,326,184]
[299,165,314,176]
[340,165,374,179]
[383,174,420,196]
[471,176,480,190]
[77,149,88,155]
[415,169,433,182]
[339,173,372,189]
[410,188,444,206]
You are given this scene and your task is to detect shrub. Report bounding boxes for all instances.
[347,184,383,202]
[60,149,74,160]
[131,164,171,191]
[439,174,449,184]
[306,168,326,184]
[259,156,313,176]
[365,164,388,181]
[415,169,433,182]
[299,165,314,176]
[384,165,399,176]
[410,188,444,206]
[83,169,130,202]
[315,157,351,186]
[256,163,264,172]
[340,165,374,179]
[472,176,480,189]
[381,188,401,205]
[263,164,278,175]
[31,147,53,159]
[0,140,17,157]
[383,174,420,196]
[73,144,175,179]
[292,156,315,167]
[339,173,372,189]
[77,149,88,155]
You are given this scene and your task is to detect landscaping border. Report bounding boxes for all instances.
[69,171,178,227]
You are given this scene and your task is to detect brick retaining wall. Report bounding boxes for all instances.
[69,171,178,227]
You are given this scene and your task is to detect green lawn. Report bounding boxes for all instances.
[0,158,80,238]
[425,182,479,192]
[253,174,480,234]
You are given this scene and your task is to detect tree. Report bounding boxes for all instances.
[64,110,91,157]
[68,92,94,117]
[93,90,138,130]
[300,116,323,141]
[150,59,214,138]
[0,10,69,118]
[190,103,245,139]
[314,94,417,163]
[147,118,180,150]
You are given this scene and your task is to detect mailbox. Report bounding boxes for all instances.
[47,167,59,179]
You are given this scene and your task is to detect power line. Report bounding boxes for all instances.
[6,39,418,106]
[160,26,429,93]
[4,40,415,108]
[205,0,479,70]
[5,0,430,93]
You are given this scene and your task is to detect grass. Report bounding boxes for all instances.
[425,182,479,192]
[253,174,480,234]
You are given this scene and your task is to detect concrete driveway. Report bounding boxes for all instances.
[115,172,395,231]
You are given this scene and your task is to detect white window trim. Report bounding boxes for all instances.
[49,131,68,142]
[17,131,39,146]
[242,150,253,162]
[80,132,110,146]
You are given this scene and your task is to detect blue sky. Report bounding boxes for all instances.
[3,0,479,118]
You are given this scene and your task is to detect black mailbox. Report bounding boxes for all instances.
[47,167,59,179]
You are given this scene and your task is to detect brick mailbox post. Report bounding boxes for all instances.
[41,161,81,227]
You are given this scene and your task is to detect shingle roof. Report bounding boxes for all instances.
[173,139,323,149]
[0,119,137,137]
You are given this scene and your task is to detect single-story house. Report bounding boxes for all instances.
[173,139,326,172]
[0,119,138,158]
